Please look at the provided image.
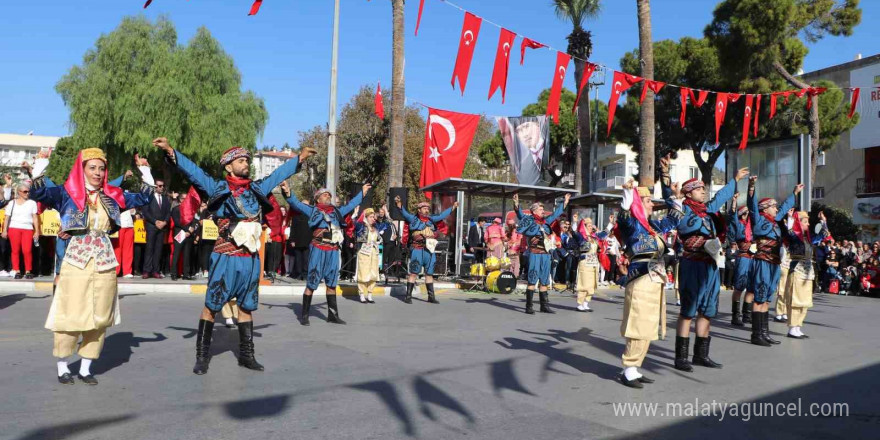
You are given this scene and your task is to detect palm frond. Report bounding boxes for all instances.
[551,0,602,27]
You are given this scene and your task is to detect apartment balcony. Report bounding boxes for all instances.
[857,178,880,196]
[593,175,627,191]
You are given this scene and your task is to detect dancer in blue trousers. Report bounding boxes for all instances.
[512,192,570,314]
[395,197,457,304]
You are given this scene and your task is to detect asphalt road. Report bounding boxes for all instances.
[0,288,876,440]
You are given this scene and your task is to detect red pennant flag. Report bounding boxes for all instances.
[769,93,779,120]
[806,87,827,110]
[738,94,754,150]
[692,89,710,107]
[795,88,808,99]
[714,92,729,145]
[143,0,153,8]
[728,93,742,103]
[547,52,571,125]
[248,0,263,15]
[488,28,516,103]
[639,80,666,104]
[520,37,546,66]
[374,83,385,119]
[572,61,598,112]
[848,88,861,118]
[607,71,643,136]
[420,108,481,198]
[451,12,482,95]
[180,186,201,225]
[415,0,425,36]
[753,94,761,137]
[680,87,691,128]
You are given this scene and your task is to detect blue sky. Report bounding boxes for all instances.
[0,0,877,150]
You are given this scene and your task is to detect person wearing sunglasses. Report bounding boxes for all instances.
[3,184,39,279]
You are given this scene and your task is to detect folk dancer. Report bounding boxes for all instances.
[571,213,612,312]
[395,197,458,304]
[31,148,155,385]
[774,208,795,323]
[615,180,680,388]
[666,157,749,372]
[152,137,314,374]
[354,205,386,304]
[783,211,829,339]
[285,183,370,325]
[747,176,802,347]
[512,193,571,314]
[726,193,755,327]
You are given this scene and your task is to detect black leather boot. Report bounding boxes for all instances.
[326,293,346,324]
[692,336,723,368]
[761,312,781,345]
[237,321,264,371]
[742,301,753,324]
[426,283,439,304]
[525,290,535,314]
[300,294,312,326]
[750,311,771,346]
[674,336,693,372]
[731,300,743,326]
[404,282,414,304]
[193,319,213,375]
[539,291,554,313]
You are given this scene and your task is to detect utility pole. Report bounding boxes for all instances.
[326,0,341,197]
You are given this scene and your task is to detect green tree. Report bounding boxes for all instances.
[53,16,268,187]
[477,133,507,169]
[552,0,602,192]
[705,0,862,176]
[811,203,858,241]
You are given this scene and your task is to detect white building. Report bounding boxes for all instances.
[593,142,725,197]
[0,133,59,168]
[252,148,297,180]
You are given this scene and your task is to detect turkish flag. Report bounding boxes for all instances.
[849,87,860,118]
[738,94,754,150]
[679,88,691,128]
[488,28,516,103]
[180,186,201,226]
[451,12,482,95]
[692,89,710,107]
[806,87,827,110]
[420,108,480,198]
[374,82,385,119]
[639,80,665,104]
[607,71,643,136]
[769,93,779,120]
[520,37,546,65]
[753,94,762,137]
[572,61,598,112]
[714,92,729,145]
[547,52,571,125]
[248,0,263,15]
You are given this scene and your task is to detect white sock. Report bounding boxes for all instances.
[584,302,591,310]
[225,318,234,325]
[367,293,373,301]
[577,303,585,310]
[79,358,92,376]
[359,294,366,302]
[623,366,641,381]
[795,326,804,336]
[57,359,70,376]
[788,327,798,335]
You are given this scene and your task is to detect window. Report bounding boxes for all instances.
[689,167,699,180]
[818,152,826,166]
[813,187,825,200]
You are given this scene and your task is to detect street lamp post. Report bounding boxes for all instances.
[326,0,341,198]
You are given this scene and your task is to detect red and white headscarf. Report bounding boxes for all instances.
[65,148,125,212]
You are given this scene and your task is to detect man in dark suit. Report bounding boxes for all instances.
[170,193,199,280]
[142,179,171,279]
[468,218,486,264]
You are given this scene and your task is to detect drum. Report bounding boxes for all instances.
[469,263,486,277]
[485,256,501,271]
[499,256,512,269]
[486,270,517,294]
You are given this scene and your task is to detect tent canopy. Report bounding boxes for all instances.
[420,178,578,201]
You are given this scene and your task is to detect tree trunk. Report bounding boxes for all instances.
[389,0,405,189]
[692,143,725,186]
[773,60,820,180]
[573,59,592,193]
[636,0,655,187]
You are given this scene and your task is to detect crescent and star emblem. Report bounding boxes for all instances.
[428,115,457,152]
[718,101,725,111]
[745,106,751,117]
[503,42,510,57]
[613,81,622,95]
[429,147,441,163]
[463,30,474,46]
[558,66,566,80]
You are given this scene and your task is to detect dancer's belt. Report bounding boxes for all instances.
[212,218,260,256]
[681,235,715,263]
[311,228,339,250]
[736,241,754,258]
[410,232,427,250]
[527,235,548,254]
[754,237,781,264]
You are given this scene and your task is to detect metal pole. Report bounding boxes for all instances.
[326,0,341,197]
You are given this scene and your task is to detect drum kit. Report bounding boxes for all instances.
[469,255,517,294]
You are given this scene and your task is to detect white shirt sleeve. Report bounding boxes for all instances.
[621,189,633,211]
[670,198,683,211]
[138,166,155,186]
[3,187,10,201]
[29,200,38,215]
[814,222,823,234]
[32,158,50,178]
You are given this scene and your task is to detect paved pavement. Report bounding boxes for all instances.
[0,287,876,440]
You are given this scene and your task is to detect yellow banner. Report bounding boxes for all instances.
[134,219,147,243]
[40,209,61,236]
[0,210,5,232]
[201,219,218,240]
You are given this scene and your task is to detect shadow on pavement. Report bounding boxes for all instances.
[88,332,167,375]
[0,293,50,310]
[14,415,135,440]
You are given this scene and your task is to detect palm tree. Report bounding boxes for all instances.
[552,0,601,193]
[388,0,405,189]
[636,0,655,187]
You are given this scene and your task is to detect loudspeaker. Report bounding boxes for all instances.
[388,187,408,221]
[348,182,373,210]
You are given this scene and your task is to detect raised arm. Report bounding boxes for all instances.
[339,188,366,217]
[747,176,759,225]
[152,138,222,197]
[285,191,315,217]
[544,193,571,224]
[257,153,303,195]
[430,203,456,224]
[776,184,803,222]
[706,179,737,213]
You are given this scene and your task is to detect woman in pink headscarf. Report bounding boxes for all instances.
[486,217,506,259]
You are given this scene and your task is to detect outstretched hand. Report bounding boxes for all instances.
[3,174,12,186]
[735,167,750,181]
[124,170,134,180]
[794,183,805,195]
[299,147,318,162]
[452,201,459,209]
[151,138,173,154]
[564,193,571,205]
[135,153,149,167]
[749,175,758,183]
[394,195,402,208]
[512,193,519,205]
[362,183,372,196]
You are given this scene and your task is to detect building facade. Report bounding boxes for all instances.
[252,148,297,180]
[0,133,59,169]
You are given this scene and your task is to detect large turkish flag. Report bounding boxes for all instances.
[419,108,481,198]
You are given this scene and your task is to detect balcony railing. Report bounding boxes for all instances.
[857,178,880,195]
[593,175,627,190]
